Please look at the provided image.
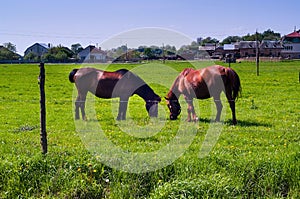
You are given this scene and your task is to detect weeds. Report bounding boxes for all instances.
[0,61,299,198]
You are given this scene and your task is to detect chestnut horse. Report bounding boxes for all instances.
[69,67,161,120]
[165,65,241,125]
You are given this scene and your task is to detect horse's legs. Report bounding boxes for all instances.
[75,97,80,120]
[75,91,87,120]
[185,96,197,122]
[117,97,129,120]
[229,100,237,125]
[213,95,223,122]
[225,92,237,125]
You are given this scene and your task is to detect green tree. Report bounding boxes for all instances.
[144,48,153,59]
[0,46,20,60]
[241,29,280,42]
[42,46,74,62]
[3,42,17,53]
[24,52,40,62]
[199,37,219,45]
[55,51,68,62]
[71,43,83,54]
[221,36,242,44]
[164,45,177,55]
[262,29,281,40]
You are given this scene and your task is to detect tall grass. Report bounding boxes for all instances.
[0,61,299,198]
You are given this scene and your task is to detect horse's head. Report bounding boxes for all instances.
[146,95,161,117]
[165,97,181,120]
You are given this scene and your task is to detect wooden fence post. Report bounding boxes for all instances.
[39,63,47,154]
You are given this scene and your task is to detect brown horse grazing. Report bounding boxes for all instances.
[69,67,161,120]
[165,65,241,125]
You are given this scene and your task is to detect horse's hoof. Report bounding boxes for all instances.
[116,117,125,121]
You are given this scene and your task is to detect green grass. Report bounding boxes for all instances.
[0,60,299,198]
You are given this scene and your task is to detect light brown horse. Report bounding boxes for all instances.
[165,65,241,125]
[69,67,161,120]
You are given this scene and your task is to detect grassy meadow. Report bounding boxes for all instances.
[0,60,299,198]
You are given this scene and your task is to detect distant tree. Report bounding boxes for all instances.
[55,51,68,62]
[196,37,203,44]
[189,41,200,51]
[42,45,74,63]
[164,45,176,54]
[42,53,55,62]
[144,48,154,59]
[221,36,242,44]
[177,45,189,54]
[199,37,219,45]
[3,42,17,53]
[242,33,262,41]
[24,52,40,62]
[127,50,141,60]
[71,43,83,54]
[115,45,128,58]
[262,29,281,40]
[241,29,280,42]
[0,46,20,60]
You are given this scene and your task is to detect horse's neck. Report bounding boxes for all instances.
[166,89,178,100]
[167,75,182,100]
[134,84,156,101]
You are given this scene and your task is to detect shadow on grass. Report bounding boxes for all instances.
[227,119,272,127]
[85,117,271,128]
[197,118,271,127]
[197,118,212,123]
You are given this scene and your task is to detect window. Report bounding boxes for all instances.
[284,46,293,51]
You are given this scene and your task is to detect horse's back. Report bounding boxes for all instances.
[115,69,129,75]
[181,65,229,99]
[73,67,102,81]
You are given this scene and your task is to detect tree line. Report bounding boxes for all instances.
[0,29,282,62]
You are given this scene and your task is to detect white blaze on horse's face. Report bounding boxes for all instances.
[166,99,181,120]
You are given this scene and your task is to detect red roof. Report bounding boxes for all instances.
[286,31,300,38]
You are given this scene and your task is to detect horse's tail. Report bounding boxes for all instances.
[226,68,242,100]
[69,69,78,83]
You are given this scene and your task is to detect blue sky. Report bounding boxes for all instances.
[1,0,299,55]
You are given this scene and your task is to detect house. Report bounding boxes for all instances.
[281,30,300,59]
[260,40,283,57]
[238,41,258,57]
[178,50,197,60]
[199,43,217,56]
[24,43,49,57]
[78,45,106,62]
[223,43,240,58]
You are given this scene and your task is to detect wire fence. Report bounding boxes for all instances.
[0,97,299,104]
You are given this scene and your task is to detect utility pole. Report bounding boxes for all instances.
[125,43,128,61]
[256,29,260,76]
[39,63,47,154]
[162,43,165,63]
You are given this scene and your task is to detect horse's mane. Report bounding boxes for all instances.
[129,72,160,101]
[166,68,195,100]
[181,68,195,77]
[115,69,129,75]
